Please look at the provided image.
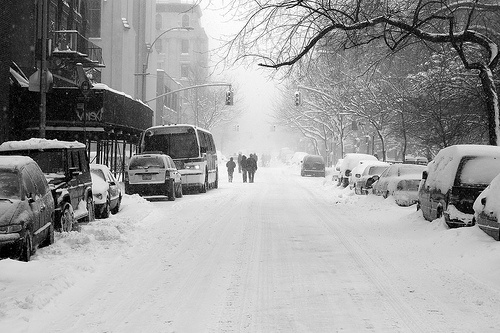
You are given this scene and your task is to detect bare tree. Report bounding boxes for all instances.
[229,0,500,145]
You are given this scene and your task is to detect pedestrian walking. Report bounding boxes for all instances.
[226,157,236,182]
[237,152,242,173]
[246,154,258,183]
[241,155,248,182]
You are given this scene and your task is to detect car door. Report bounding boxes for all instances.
[104,168,120,204]
[21,167,42,242]
[29,163,54,236]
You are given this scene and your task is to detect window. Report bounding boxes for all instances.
[182,14,190,28]
[181,64,189,78]
[155,14,162,30]
[88,0,101,38]
[181,40,189,54]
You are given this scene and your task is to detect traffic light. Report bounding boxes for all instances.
[294,91,301,106]
[225,90,233,105]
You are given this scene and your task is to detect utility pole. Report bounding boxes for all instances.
[39,0,48,138]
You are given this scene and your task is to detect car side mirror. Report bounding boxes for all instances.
[481,197,487,206]
[422,171,428,180]
[355,174,361,178]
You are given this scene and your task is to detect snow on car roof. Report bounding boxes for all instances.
[0,155,36,169]
[0,138,86,151]
[428,144,500,193]
[340,153,378,172]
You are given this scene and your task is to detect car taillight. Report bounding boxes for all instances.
[124,171,129,182]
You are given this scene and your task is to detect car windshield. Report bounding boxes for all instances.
[368,166,387,175]
[129,156,165,170]
[0,169,20,199]
[459,157,500,185]
[91,169,106,181]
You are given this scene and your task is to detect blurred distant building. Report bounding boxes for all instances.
[155,0,209,124]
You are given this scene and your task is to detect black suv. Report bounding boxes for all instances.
[0,139,95,231]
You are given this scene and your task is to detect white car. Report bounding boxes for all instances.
[90,164,123,219]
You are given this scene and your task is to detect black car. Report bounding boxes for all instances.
[0,138,95,232]
[300,155,325,177]
[0,156,55,261]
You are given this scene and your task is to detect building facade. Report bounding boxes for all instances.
[155,0,209,125]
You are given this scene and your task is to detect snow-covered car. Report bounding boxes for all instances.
[0,156,55,261]
[473,172,500,240]
[300,154,325,177]
[349,160,388,190]
[419,145,500,228]
[339,153,379,187]
[0,138,94,232]
[90,164,123,219]
[125,153,183,201]
[353,162,390,195]
[393,179,422,206]
[373,163,426,199]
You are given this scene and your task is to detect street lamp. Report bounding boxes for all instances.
[141,26,193,102]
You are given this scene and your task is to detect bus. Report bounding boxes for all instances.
[138,124,218,193]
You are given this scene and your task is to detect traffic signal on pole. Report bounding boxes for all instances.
[294,91,301,106]
[225,90,233,105]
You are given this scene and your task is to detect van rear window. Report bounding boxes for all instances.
[129,156,165,170]
[459,157,500,185]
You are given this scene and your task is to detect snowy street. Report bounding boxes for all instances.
[1,165,500,332]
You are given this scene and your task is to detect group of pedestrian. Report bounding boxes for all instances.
[226,152,258,183]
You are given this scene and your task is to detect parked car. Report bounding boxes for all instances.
[339,153,378,187]
[473,173,500,240]
[353,162,390,195]
[393,178,423,207]
[332,158,343,183]
[90,164,123,219]
[0,156,55,261]
[418,145,500,228]
[300,154,325,177]
[373,163,426,199]
[349,160,388,190]
[0,138,95,232]
[125,153,183,200]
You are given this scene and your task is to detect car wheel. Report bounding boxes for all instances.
[41,218,55,247]
[101,198,111,218]
[60,205,75,232]
[20,230,33,262]
[111,195,121,214]
[199,174,208,193]
[85,195,95,222]
[168,179,176,201]
[175,182,183,198]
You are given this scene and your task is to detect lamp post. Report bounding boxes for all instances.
[141,26,193,102]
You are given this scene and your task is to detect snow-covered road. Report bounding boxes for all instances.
[1,165,500,332]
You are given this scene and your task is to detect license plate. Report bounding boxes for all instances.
[142,174,152,180]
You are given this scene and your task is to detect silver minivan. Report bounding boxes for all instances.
[125,153,183,200]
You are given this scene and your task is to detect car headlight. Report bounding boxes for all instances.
[185,165,200,170]
[0,225,23,233]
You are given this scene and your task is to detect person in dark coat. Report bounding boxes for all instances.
[246,154,258,183]
[237,152,242,173]
[226,157,236,182]
[241,155,248,182]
